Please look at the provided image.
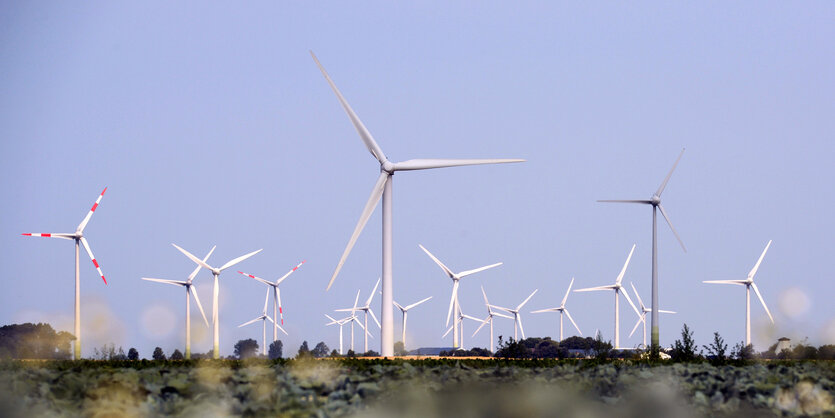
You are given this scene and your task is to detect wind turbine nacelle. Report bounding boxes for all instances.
[382,161,395,173]
[651,195,661,205]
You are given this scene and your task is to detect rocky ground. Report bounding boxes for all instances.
[0,359,832,417]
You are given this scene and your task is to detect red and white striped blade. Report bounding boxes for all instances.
[80,237,106,284]
[21,233,74,240]
[277,287,284,325]
[237,270,273,286]
[77,187,107,233]
[275,260,305,285]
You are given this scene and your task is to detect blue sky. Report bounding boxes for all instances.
[1,2,833,357]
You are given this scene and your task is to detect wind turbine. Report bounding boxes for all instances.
[419,244,502,349]
[628,282,676,348]
[141,246,214,359]
[442,303,482,350]
[471,286,512,353]
[338,289,371,353]
[22,187,108,360]
[531,278,583,342]
[237,260,304,342]
[598,148,686,349]
[393,296,432,352]
[574,244,640,349]
[325,314,352,355]
[489,289,538,341]
[313,52,524,356]
[239,288,283,356]
[172,244,262,359]
[703,240,775,346]
[336,278,381,353]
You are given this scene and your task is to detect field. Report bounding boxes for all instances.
[1,359,833,417]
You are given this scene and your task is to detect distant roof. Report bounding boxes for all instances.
[778,337,791,341]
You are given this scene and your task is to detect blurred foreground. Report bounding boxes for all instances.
[0,359,832,417]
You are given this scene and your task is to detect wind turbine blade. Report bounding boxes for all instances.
[188,246,216,282]
[629,315,644,338]
[265,315,275,324]
[172,244,214,271]
[276,260,306,285]
[238,271,274,287]
[335,308,357,312]
[518,315,526,340]
[481,286,490,307]
[141,277,185,287]
[368,309,381,329]
[76,187,107,233]
[442,326,453,339]
[462,314,482,322]
[393,158,524,171]
[658,204,686,252]
[21,233,74,240]
[564,309,582,336]
[189,285,210,327]
[703,279,746,285]
[80,237,106,284]
[622,289,640,317]
[238,317,261,327]
[262,288,270,314]
[310,51,387,164]
[219,249,262,271]
[658,310,677,314]
[615,244,637,285]
[327,172,388,290]
[597,200,653,204]
[561,277,575,307]
[446,281,459,327]
[655,148,685,197]
[277,323,289,335]
[531,308,560,314]
[418,244,455,278]
[493,311,513,319]
[574,285,616,292]
[487,304,514,314]
[364,278,381,307]
[516,289,538,311]
[351,289,361,314]
[405,296,432,311]
[276,287,285,325]
[751,283,774,324]
[630,282,646,310]
[472,317,489,337]
[458,262,503,278]
[325,314,338,324]
[393,300,404,311]
[748,240,772,279]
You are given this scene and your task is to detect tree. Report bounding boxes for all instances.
[346,349,356,358]
[128,347,139,360]
[592,332,612,361]
[268,340,283,359]
[731,342,755,362]
[329,349,341,358]
[819,345,835,360]
[362,350,380,357]
[311,342,330,358]
[393,341,407,356]
[670,323,699,362]
[0,323,75,359]
[296,340,312,359]
[234,339,259,359]
[170,349,184,360]
[703,332,727,365]
[494,336,531,359]
[152,347,166,361]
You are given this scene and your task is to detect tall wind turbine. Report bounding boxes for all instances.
[598,149,686,350]
[419,244,502,349]
[393,296,432,352]
[338,289,371,353]
[471,286,512,353]
[574,244,640,349]
[237,260,304,342]
[336,279,381,353]
[325,314,351,355]
[141,245,214,359]
[239,288,283,356]
[313,52,524,356]
[22,187,108,359]
[703,240,775,346]
[531,278,583,342]
[172,244,262,359]
[489,289,538,341]
[628,282,676,348]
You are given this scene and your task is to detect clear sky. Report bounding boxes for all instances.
[2,2,833,358]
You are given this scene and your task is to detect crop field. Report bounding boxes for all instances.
[0,359,833,417]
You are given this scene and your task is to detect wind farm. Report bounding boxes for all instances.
[3,3,832,417]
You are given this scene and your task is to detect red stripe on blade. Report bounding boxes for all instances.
[91,203,98,212]
[279,308,283,313]
[101,276,107,285]
[22,233,32,236]
[101,187,107,195]
[92,259,99,268]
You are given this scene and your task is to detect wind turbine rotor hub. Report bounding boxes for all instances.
[382,161,395,173]
[651,195,661,205]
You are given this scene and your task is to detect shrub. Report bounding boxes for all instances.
[703,332,727,365]
[268,341,283,359]
[152,347,166,361]
[670,323,699,362]
[170,349,184,360]
[234,339,258,359]
[312,342,330,358]
[128,347,139,360]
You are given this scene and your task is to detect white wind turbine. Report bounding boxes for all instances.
[489,289,539,341]
[313,52,524,356]
[598,149,686,350]
[237,260,304,342]
[628,282,676,348]
[574,244,640,349]
[325,314,352,355]
[141,246,214,359]
[442,303,483,350]
[336,279,381,353]
[22,187,108,360]
[531,278,583,342]
[338,289,371,353]
[419,244,502,349]
[471,286,513,353]
[703,240,775,346]
[393,296,432,352]
[172,244,262,359]
[239,288,283,356]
